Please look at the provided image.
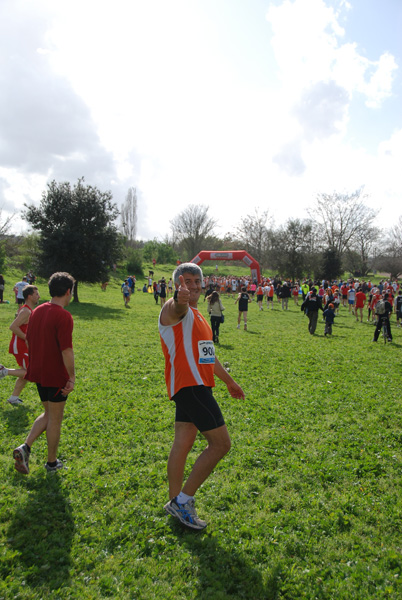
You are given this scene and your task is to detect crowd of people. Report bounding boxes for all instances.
[198,274,401,341]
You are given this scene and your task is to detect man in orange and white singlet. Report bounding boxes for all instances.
[159,262,244,530]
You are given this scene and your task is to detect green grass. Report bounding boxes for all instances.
[1,271,402,599]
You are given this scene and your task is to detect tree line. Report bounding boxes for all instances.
[1,180,401,302]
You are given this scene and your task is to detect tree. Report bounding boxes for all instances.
[345,225,381,276]
[233,210,273,266]
[270,219,316,280]
[375,216,402,278]
[121,187,138,244]
[24,178,122,302]
[170,205,217,260]
[0,207,15,239]
[308,189,378,255]
[318,247,342,280]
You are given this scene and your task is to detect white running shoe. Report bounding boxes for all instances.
[0,365,8,379]
[7,396,23,405]
[164,497,207,530]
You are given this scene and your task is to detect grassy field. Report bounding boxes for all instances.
[0,267,402,599]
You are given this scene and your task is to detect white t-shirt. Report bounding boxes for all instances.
[14,281,28,299]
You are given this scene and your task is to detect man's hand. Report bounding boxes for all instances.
[61,379,75,396]
[226,381,245,400]
[176,275,190,305]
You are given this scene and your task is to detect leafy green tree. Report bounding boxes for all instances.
[23,178,122,302]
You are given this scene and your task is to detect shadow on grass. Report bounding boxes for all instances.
[68,302,124,321]
[2,403,35,435]
[215,343,235,351]
[169,523,276,599]
[6,474,74,593]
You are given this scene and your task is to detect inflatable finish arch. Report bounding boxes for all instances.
[191,250,261,283]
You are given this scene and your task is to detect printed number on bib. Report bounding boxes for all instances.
[198,340,215,364]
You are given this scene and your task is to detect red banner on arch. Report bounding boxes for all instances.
[190,250,261,282]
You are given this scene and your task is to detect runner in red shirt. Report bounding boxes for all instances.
[355,288,366,323]
[12,272,75,475]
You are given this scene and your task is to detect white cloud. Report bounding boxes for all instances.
[0,0,400,241]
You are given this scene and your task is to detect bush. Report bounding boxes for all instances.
[126,248,144,276]
[143,239,178,264]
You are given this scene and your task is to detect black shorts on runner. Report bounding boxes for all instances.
[36,383,67,403]
[172,385,225,432]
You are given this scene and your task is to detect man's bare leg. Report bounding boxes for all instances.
[46,401,66,462]
[11,377,27,397]
[0,366,27,378]
[181,425,231,497]
[167,422,197,499]
[26,402,50,448]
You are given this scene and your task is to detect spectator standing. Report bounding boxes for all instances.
[207,291,225,343]
[373,292,393,342]
[301,288,323,335]
[13,276,28,309]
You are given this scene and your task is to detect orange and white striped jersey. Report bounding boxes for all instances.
[159,306,215,399]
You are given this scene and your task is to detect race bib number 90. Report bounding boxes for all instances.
[198,340,215,364]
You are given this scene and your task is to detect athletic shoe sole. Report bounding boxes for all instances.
[13,447,29,474]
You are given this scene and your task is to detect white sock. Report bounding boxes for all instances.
[9,395,19,400]
[176,492,193,504]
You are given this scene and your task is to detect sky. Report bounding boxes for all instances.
[1,0,401,241]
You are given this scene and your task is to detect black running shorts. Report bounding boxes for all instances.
[36,383,67,403]
[172,385,225,432]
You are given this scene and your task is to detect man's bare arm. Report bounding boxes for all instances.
[61,348,75,395]
[160,275,190,326]
[9,308,30,340]
[214,357,245,400]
